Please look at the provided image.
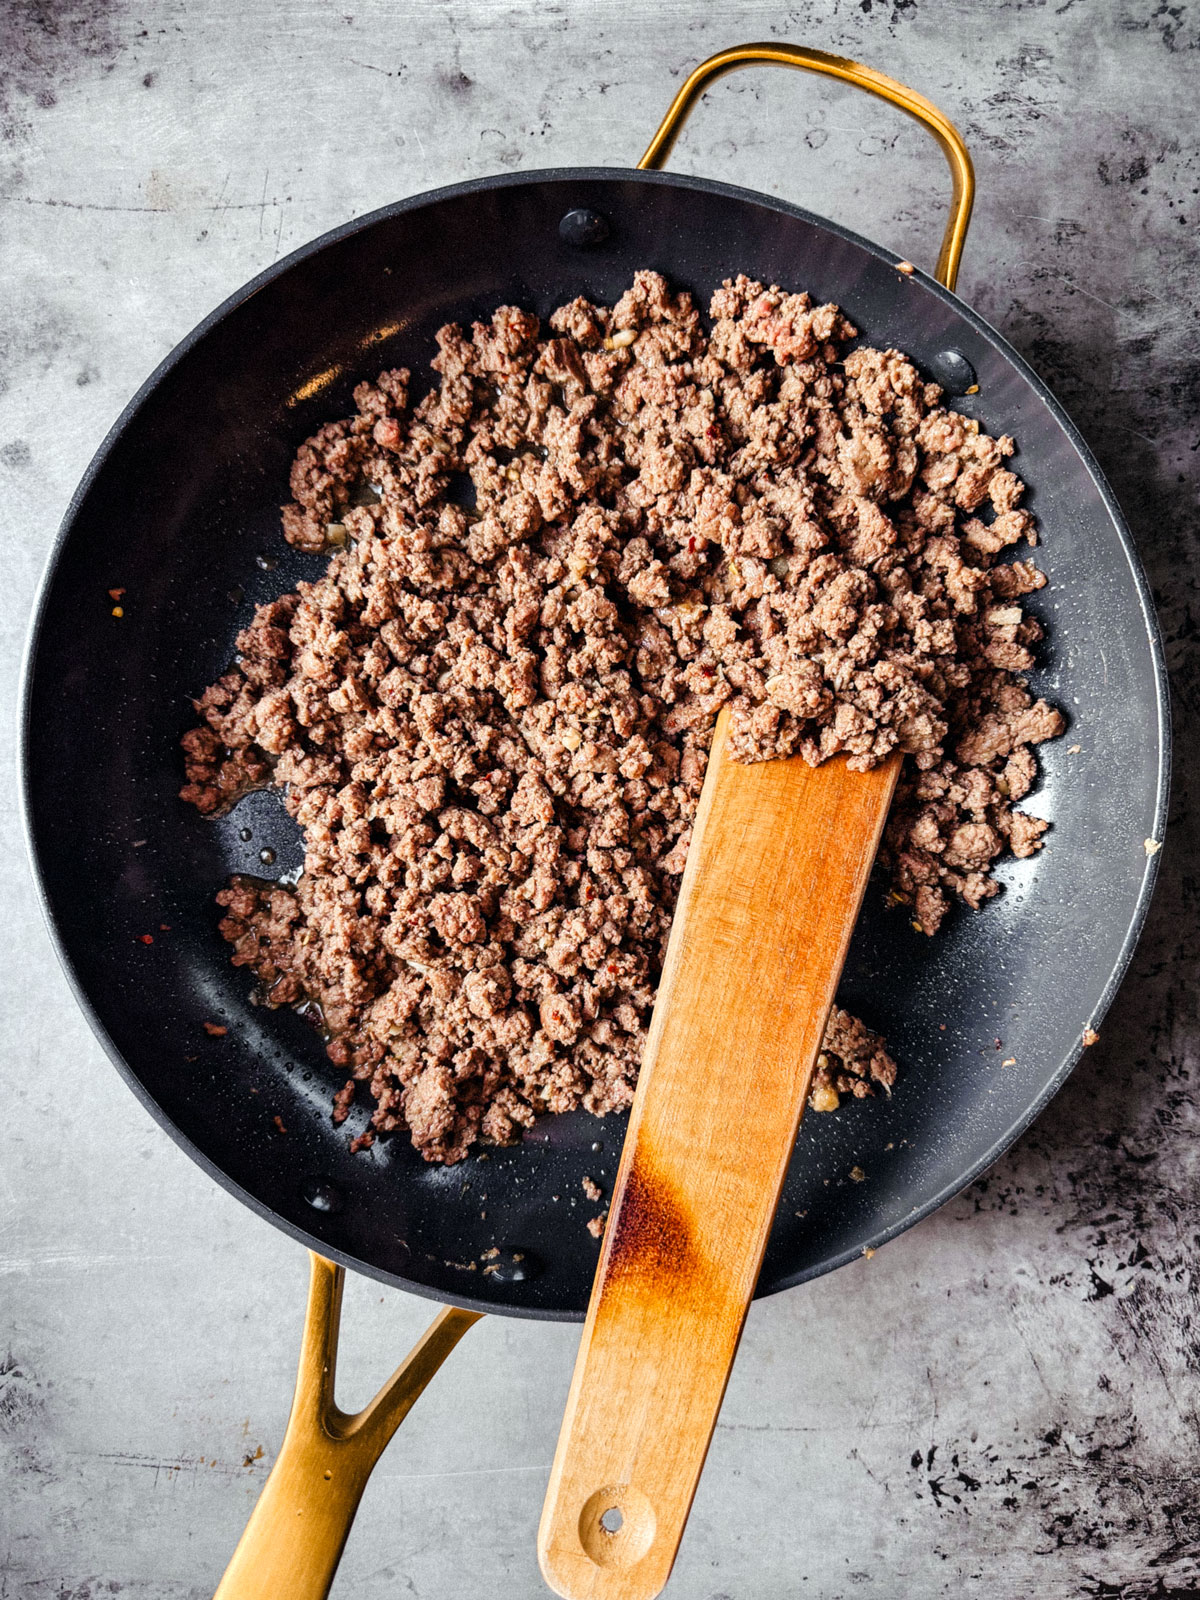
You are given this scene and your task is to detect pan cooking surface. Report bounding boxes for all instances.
[22,171,1168,1318]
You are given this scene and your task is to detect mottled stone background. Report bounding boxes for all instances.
[1,1,1196,1596]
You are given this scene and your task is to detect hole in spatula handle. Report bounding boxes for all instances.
[578,1486,657,1568]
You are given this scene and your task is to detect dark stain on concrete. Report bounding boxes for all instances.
[0,1350,44,1435]
[0,438,32,468]
[0,303,83,400]
[0,0,128,134]
[908,1412,1200,1567]
[857,0,919,26]
[1119,2,1199,54]
[439,68,474,98]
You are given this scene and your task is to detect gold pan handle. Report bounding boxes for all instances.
[638,42,975,291]
[213,1254,479,1600]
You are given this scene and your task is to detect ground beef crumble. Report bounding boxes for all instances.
[181,271,1064,1164]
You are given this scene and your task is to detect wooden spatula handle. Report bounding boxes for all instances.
[538,712,900,1600]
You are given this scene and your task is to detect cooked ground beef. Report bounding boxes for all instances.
[181,271,1064,1164]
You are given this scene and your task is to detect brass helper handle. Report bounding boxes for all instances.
[638,42,975,291]
[214,1254,480,1600]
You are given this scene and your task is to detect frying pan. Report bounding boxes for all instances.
[21,40,1168,1599]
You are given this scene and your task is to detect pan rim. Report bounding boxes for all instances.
[20,164,1171,1320]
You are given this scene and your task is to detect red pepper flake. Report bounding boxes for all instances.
[138,933,154,945]
[108,588,125,600]
[273,1115,287,1135]
[159,923,171,932]
[203,1021,227,1036]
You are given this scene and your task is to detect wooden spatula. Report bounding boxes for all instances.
[538,708,901,1600]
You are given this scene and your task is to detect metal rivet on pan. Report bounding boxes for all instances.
[489,1248,540,1284]
[930,349,978,395]
[559,208,610,248]
[302,1176,344,1214]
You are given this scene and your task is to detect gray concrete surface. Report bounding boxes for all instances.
[2,2,1197,1596]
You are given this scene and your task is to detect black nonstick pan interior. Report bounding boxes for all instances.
[22,169,1169,1319]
